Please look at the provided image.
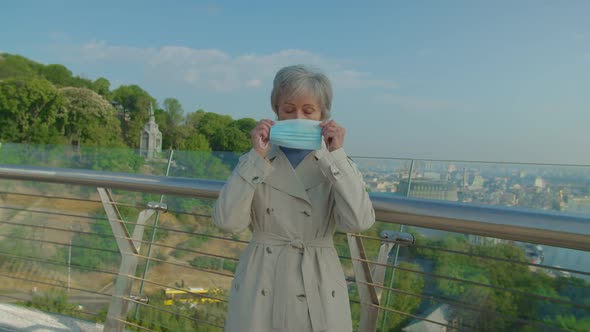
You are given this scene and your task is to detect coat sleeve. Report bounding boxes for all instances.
[315,148,376,233]
[213,149,274,233]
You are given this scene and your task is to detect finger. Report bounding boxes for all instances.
[323,128,339,136]
[252,127,269,141]
[257,130,270,140]
[324,136,333,150]
[323,124,340,133]
[258,136,269,150]
[261,119,276,129]
[257,122,272,132]
[257,125,271,135]
[320,120,334,127]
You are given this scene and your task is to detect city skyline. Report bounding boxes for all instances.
[1,1,589,164]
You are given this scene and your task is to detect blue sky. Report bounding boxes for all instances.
[1,1,589,164]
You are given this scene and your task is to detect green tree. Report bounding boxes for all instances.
[0,77,66,144]
[381,262,425,331]
[92,77,111,97]
[173,150,231,180]
[39,63,93,88]
[73,146,144,172]
[160,97,185,149]
[58,216,120,270]
[40,64,73,86]
[111,84,157,147]
[552,315,590,332]
[180,131,211,152]
[185,109,206,128]
[0,53,43,79]
[232,117,257,134]
[177,110,212,151]
[194,112,253,152]
[60,87,124,148]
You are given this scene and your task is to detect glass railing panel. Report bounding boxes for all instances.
[0,181,118,325]
[0,144,251,330]
[354,156,590,216]
[351,155,589,331]
[356,221,590,332]
[0,143,243,179]
[0,177,237,330]
[2,145,589,331]
[0,144,243,331]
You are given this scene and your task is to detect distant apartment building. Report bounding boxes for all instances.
[469,175,485,190]
[397,179,458,201]
[376,181,397,192]
[534,176,547,189]
[500,192,518,206]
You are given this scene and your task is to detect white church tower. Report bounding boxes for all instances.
[139,104,162,159]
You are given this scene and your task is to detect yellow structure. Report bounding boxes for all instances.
[163,287,220,306]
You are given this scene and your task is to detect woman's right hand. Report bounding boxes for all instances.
[250,119,275,158]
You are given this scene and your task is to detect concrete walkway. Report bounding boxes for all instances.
[0,303,103,332]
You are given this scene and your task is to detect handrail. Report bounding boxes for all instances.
[0,164,224,198]
[1,164,589,251]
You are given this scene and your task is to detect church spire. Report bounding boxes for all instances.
[139,103,162,159]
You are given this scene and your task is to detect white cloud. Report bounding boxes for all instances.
[48,32,72,42]
[245,79,262,88]
[331,70,398,89]
[374,94,468,113]
[74,41,154,62]
[55,41,396,92]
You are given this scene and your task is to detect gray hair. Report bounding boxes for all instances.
[270,65,333,120]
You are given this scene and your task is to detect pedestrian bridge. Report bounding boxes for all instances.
[0,144,588,331]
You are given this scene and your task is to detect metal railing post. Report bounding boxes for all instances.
[349,231,414,332]
[348,234,379,331]
[98,188,165,332]
[381,159,414,330]
[135,149,174,319]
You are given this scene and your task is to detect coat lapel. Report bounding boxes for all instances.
[264,146,311,204]
[295,146,328,190]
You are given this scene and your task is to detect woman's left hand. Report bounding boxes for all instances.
[320,120,345,152]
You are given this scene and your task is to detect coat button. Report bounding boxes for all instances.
[330,166,341,177]
[266,246,273,254]
[261,288,271,296]
[252,176,260,183]
[332,290,336,298]
[266,207,274,215]
[296,294,306,302]
[302,211,311,217]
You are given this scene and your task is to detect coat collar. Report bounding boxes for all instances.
[264,145,327,204]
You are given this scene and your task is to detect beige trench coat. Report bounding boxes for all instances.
[213,144,375,332]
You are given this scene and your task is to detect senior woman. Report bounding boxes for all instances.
[213,65,375,332]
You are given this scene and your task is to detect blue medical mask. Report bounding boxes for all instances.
[269,119,323,150]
